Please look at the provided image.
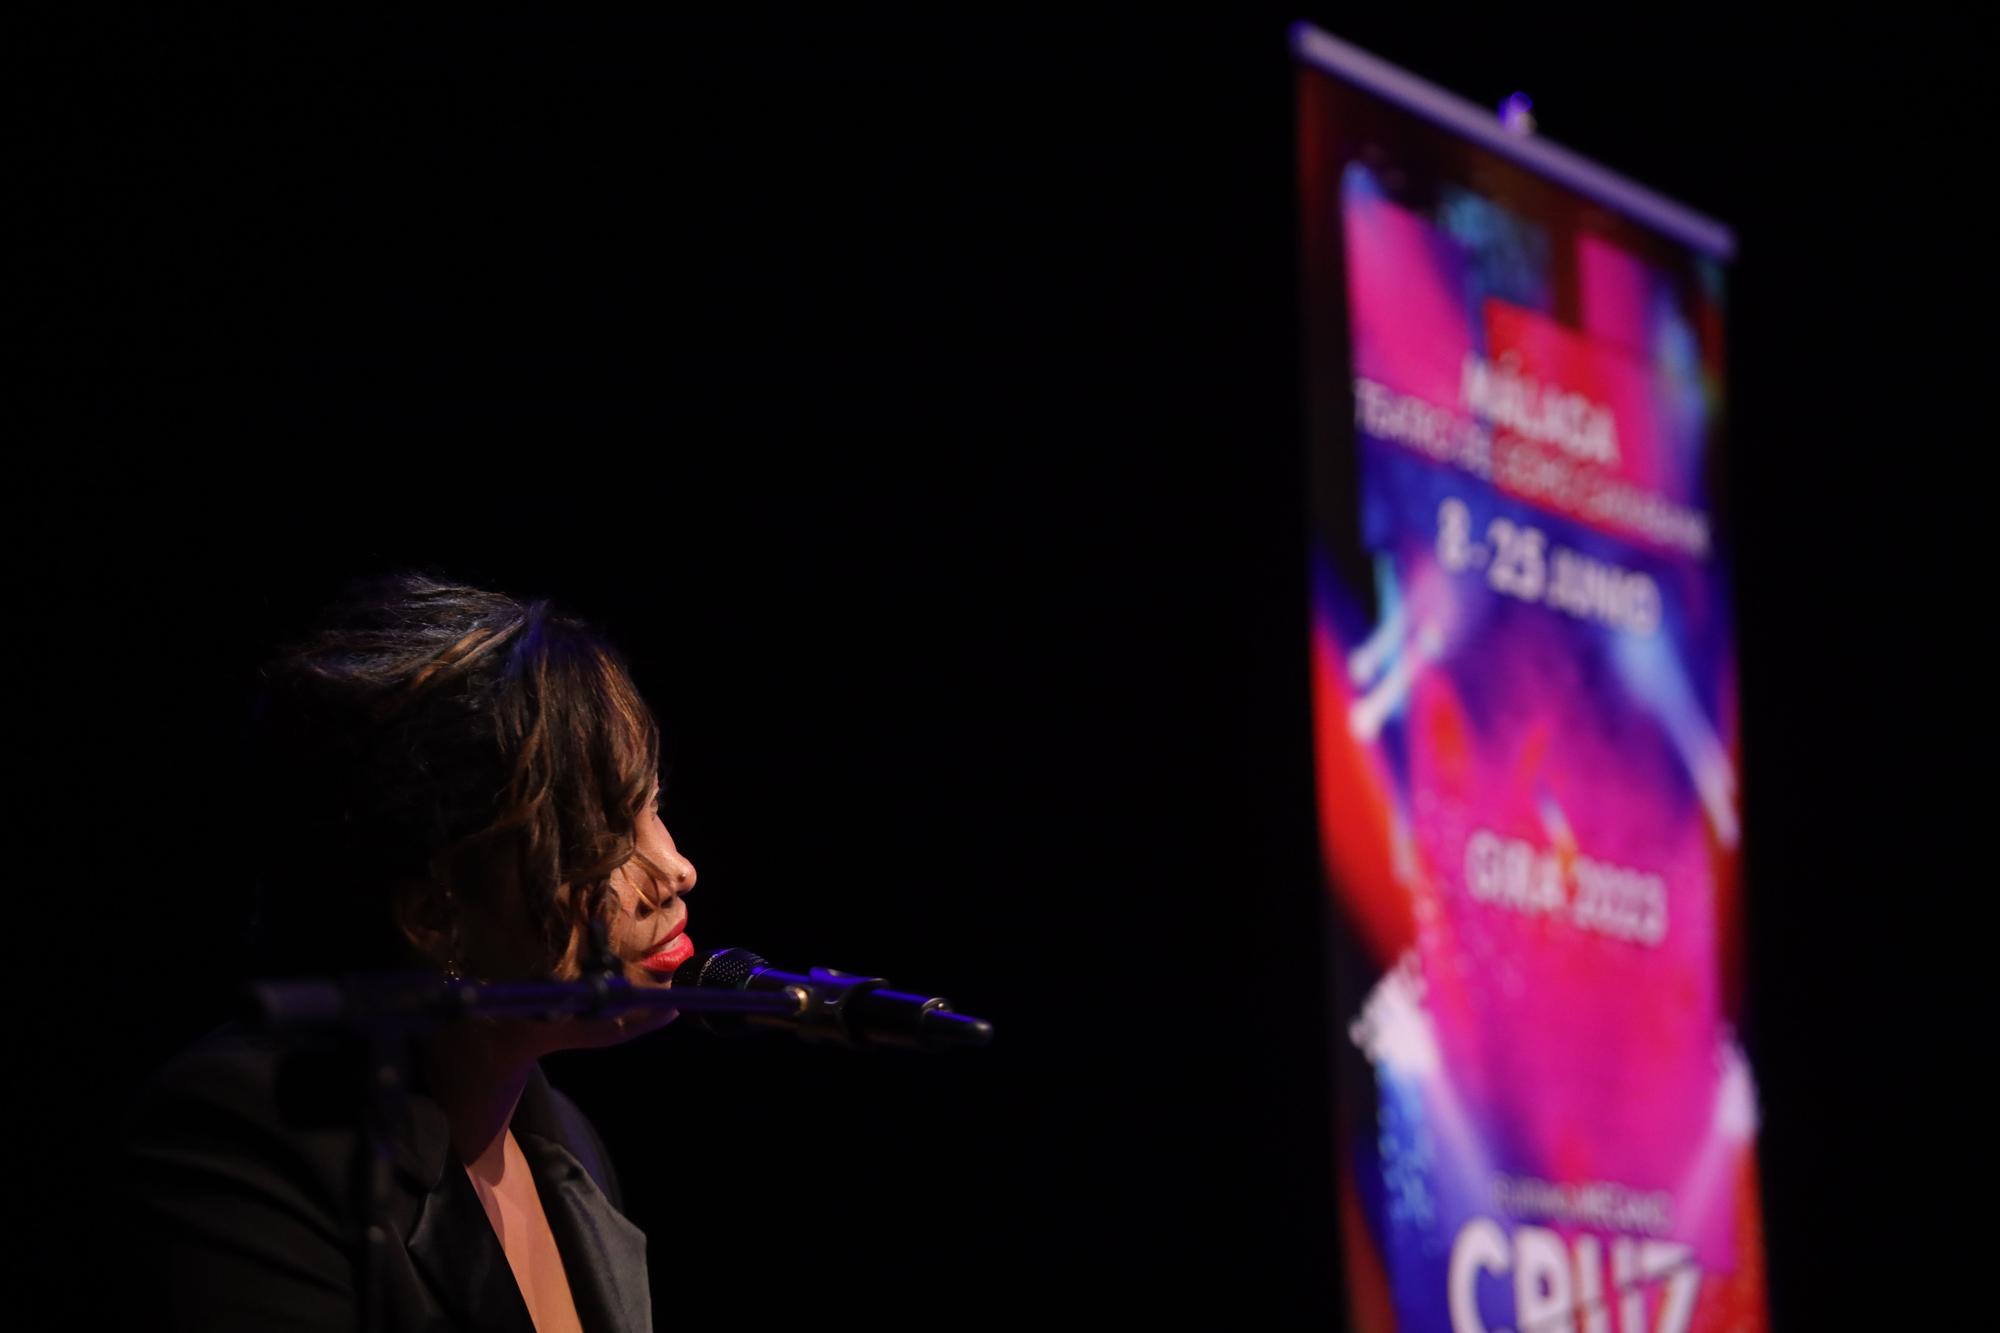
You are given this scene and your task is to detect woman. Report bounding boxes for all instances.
[124,573,695,1333]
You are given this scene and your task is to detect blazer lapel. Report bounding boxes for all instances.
[392,1082,538,1333]
[515,1130,652,1333]
[403,1162,541,1333]
[390,1060,647,1333]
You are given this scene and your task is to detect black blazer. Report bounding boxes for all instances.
[122,1026,651,1333]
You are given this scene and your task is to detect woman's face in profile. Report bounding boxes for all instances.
[540,783,699,1050]
[605,793,698,983]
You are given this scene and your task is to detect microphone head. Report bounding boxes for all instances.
[669,947,768,1036]
[670,947,765,992]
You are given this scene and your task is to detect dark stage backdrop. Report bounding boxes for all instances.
[15,9,1976,1328]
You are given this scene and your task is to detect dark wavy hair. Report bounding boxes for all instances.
[250,573,667,979]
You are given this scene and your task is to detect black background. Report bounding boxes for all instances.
[15,7,1977,1327]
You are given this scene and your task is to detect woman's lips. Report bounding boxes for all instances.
[639,932,694,976]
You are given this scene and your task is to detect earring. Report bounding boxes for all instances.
[444,957,464,981]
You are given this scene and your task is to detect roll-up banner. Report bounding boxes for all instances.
[1295,25,1766,1333]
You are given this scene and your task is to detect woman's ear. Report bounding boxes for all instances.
[390,878,454,969]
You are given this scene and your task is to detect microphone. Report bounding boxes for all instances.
[671,948,994,1051]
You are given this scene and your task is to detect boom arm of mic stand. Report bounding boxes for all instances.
[244,976,811,1035]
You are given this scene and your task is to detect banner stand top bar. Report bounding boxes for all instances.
[1290,22,1737,260]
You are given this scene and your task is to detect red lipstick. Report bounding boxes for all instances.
[639,925,693,976]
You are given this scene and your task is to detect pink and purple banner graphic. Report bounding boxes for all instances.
[1297,29,1766,1333]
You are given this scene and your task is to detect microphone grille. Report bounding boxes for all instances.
[672,947,765,992]
[671,947,768,1037]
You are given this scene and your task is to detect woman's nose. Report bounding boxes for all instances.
[669,853,697,895]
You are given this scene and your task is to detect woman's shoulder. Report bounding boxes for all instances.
[131,1023,293,1117]
[116,1025,379,1329]
[132,1024,339,1134]
[124,1024,386,1231]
